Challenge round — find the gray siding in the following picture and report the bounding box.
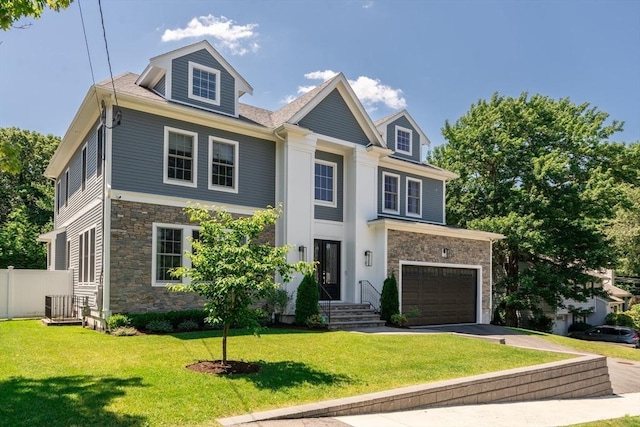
[314,151,343,222]
[386,116,422,163]
[171,49,236,116]
[54,231,67,270]
[153,75,166,96]
[111,107,275,208]
[55,122,104,228]
[298,89,370,145]
[378,167,444,223]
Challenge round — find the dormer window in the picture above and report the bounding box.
[395,125,412,155]
[188,61,221,106]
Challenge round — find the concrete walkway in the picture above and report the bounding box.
[227,325,640,427]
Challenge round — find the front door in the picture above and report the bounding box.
[314,240,341,301]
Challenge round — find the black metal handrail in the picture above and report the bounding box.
[359,280,381,313]
[317,283,332,325]
[45,295,89,320]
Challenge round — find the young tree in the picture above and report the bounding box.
[431,93,629,326]
[379,273,399,323]
[170,205,311,364]
[294,274,319,325]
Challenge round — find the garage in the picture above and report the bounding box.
[401,265,478,326]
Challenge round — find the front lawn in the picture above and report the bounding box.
[1,320,570,426]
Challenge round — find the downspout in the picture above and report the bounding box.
[101,101,113,321]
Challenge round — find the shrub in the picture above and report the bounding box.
[528,313,553,333]
[295,274,319,325]
[177,320,199,331]
[145,319,173,333]
[390,313,408,327]
[568,322,592,332]
[264,287,291,315]
[252,308,270,327]
[605,312,618,325]
[305,314,327,329]
[107,314,131,330]
[126,309,207,330]
[380,273,399,323]
[110,327,138,336]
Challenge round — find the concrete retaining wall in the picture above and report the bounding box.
[219,354,612,425]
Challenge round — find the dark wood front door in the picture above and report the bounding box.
[314,240,341,301]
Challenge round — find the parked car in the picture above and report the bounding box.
[569,325,640,347]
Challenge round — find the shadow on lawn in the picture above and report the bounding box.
[170,326,327,340]
[229,360,353,390]
[0,375,146,427]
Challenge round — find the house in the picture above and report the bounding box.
[40,40,503,329]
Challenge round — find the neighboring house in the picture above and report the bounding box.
[551,269,632,335]
[40,40,503,328]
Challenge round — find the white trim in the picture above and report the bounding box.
[151,223,200,287]
[406,177,422,218]
[78,225,97,287]
[163,126,198,188]
[66,238,71,270]
[379,156,458,181]
[111,189,261,216]
[398,260,483,323]
[314,159,338,208]
[95,123,104,182]
[188,61,221,106]
[208,136,239,193]
[81,143,88,192]
[369,217,505,241]
[56,179,62,213]
[395,125,413,156]
[382,172,400,215]
[375,110,432,149]
[64,168,70,207]
[59,198,102,229]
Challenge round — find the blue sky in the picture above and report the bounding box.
[1,0,638,147]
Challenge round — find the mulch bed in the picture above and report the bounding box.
[186,360,261,375]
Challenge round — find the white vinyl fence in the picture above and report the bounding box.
[0,267,73,319]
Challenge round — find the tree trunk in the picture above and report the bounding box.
[222,323,229,364]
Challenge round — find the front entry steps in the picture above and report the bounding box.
[322,302,386,330]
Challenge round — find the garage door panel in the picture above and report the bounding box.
[402,265,477,326]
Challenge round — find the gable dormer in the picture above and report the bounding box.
[375,110,431,163]
[135,40,252,118]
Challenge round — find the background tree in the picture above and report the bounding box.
[0,128,59,268]
[430,93,628,327]
[170,205,311,364]
[1,0,73,30]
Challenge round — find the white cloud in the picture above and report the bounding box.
[285,69,406,110]
[362,1,374,9]
[161,15,259,55]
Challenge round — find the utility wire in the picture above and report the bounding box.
[98,0,121,127]
[77,0,101,113]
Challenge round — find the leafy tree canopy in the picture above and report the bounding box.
[430,93,631,326]
[1,0,72,30]
[170,205,312,363]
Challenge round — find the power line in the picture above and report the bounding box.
[77,0,101,113]
[97,0,121,127]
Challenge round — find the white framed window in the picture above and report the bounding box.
[56,180,62,213]
[406,177,422,217]
[151,223,200,286]
[81,144,87,192]
[314,160,337,207]
[382,172,400,214]
[188,61,221,106]
[66,239,71,270]
[78,227,96,286]
[163,127,198,188]
[96,125,104,178]
[64,169,69,206]
[395,125,413,155]
[208,136,238,193]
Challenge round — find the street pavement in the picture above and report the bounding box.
[230,325,640,427]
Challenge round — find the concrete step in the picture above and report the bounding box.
[328,319,387,330]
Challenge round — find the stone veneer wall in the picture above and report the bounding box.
[386,229,492,322]
[109,199,275,314]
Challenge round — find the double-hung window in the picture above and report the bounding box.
[209,136,238,192]
[64,169,69,206]
[188,61,221,106]
[152,224,200,286]
[56,180,62,213]
[395,125,412,155]
[382,172,400,214]
[314,160,337,207]
[164,127,198,187]
[406,177,422,217]
[81,145,87,191]
[78,227,96,286]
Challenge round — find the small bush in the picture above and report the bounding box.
[528,313,553,333]
[390,313,408,327]
[305,314,327,329]
[127,309,207,330]
[145,319,173,333]
[264,287,291,315]
[295,274,319,325]
[107,314,131,330]
[568,322,592,332]
[177,320,199,331]
[605,312,618,325]
[110,327,138,336]
[380,273,399,323]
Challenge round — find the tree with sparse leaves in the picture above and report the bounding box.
[1,0,73,30]
[431,93,630,327]
[169,205,312,364]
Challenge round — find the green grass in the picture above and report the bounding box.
[509,328,640,362]
[568,416,640,427]
[1,320,571,426]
